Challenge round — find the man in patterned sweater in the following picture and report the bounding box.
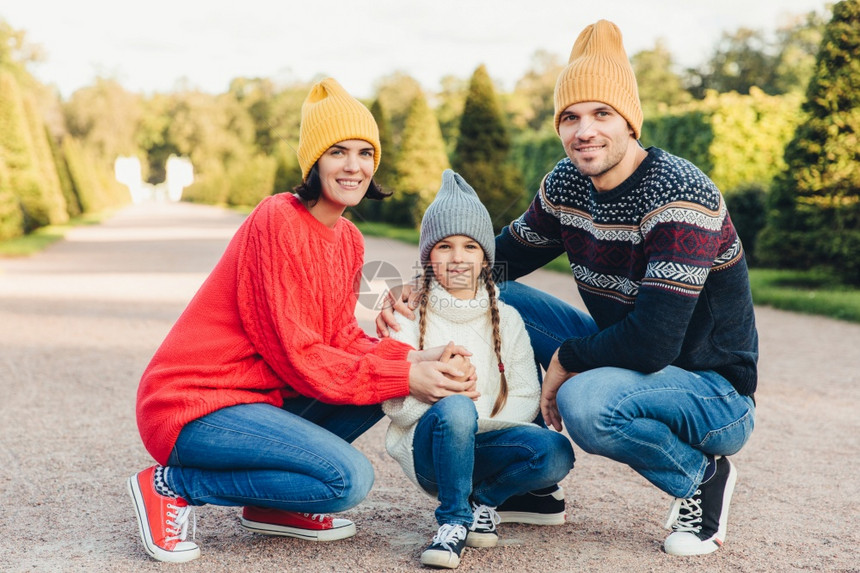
[493,20,758,556]
[378,17,758,559]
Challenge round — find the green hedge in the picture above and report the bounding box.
[510,128,565,199]
[226,154,277,208]
[641,88,804,195]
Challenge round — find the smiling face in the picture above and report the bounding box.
[428,235,486,300]
[557,101,643,191]
[309,139,375,225]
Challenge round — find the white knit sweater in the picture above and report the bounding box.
[383,280,540,489]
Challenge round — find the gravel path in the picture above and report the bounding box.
[0,201,858,572]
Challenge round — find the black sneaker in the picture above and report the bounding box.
[663,456,738,556]
[496,484,566,525]
[420,524,468,569]
[466,501,500,548]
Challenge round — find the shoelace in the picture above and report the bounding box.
[299,513,326,523]
[469,503,500,532]
[166,503,197,542]
[432,524,467,552]
[666,490,703,534]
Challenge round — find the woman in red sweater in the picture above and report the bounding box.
[127,78,477,564]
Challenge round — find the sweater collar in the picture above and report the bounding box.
[287,193,343,243]
[591,146,660,204]
[425,280,494,324]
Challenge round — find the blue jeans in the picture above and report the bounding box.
[499,281,756,499]
[163,399,384,512]
[412,395,575,527]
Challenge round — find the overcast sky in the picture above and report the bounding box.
[2,0,830,99]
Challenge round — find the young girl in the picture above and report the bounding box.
[383,170,575,569]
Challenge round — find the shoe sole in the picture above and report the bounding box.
[496,511,566,525]
[465,531,498,548]
[420,548,462,568]
[126,476,200,563]
[240,517,356,541]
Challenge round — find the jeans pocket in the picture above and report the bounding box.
[698,405,755,456]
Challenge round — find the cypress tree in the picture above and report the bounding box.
[453,65,525,231]
[47,129,82,218]
[22,92,68,224]
[0,70,52,231]
[0,159,24,240]
[387,93,450,227]
[62,136,103,214]
[758,0,860,284]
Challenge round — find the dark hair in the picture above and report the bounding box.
[292,164,391,205]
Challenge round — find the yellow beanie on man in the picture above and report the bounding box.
[553,19,643,139]
[297,78,381,181]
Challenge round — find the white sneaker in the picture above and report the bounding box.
[664,456,737,556]
[420,524,468,569]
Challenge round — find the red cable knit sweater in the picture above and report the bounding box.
[136,193,413,465]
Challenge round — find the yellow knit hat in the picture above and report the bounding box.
[553,20,643,139]
[297,78,381,180]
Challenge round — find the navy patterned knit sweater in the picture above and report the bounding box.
[496,147,758,396]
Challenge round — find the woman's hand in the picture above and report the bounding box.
[376,282,417,337]
[408,361,481,404]
[540,348,577,431]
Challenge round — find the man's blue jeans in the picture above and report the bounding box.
[499,281,755,499]
[412,395,575,527]
[163,399,383,511]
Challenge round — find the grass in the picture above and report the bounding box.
[746,268,860,323]
[354,221,420,245]
[0,213,107,257]
[355,220,860,324]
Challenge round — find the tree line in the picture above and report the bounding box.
[0,1,857,284]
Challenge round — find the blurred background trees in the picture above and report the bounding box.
[387,91,450,227]
[757,0,860,284]
[453,65,525,231]
[1,1,857,285]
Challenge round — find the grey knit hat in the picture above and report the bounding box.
[419,169,495,267]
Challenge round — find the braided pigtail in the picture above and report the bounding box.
[416,266,435,350]
[482,266,508,417]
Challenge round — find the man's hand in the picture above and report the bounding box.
[376,282,417,337]
[540,348,577,431]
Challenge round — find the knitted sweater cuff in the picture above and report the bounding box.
[373,337,414,360]
[370,356,413,401]
[558,339,586,374]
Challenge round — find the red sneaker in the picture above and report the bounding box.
[127,466,200,563]
[240,506,356,541]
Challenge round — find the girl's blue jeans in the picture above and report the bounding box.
[499,281,755,499]
[163,398,383,511]
[412,394,575,527]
